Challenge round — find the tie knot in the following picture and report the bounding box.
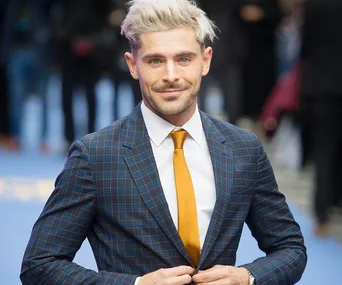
[171,130,188,149]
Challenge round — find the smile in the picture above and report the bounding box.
[157,89,185,93]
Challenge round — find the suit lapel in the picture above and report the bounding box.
[198,113,234,268]
[121,106,189,265]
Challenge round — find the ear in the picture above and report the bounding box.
[125,52,139,80]
[202,47,213,76]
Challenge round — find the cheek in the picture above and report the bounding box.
[184,64,203,81]
[139,72,160,89]
[137,76,157,96]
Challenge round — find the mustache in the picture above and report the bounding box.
[152,83,188,92]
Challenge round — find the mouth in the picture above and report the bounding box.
[157,89,185,93]
[156,89,185,100]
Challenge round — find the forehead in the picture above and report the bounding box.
[137,26,202,58]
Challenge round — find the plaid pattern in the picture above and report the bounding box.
[21,105,307,285]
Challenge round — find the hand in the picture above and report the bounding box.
[192,265,249,285]
[240,5,264,22]
[138,265,194,285]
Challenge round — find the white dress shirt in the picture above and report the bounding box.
[134,102,217,284]
[141,101,216,246]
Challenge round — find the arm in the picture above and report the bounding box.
[241,136,307,284]
[20,140,138,285]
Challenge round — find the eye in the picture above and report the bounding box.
[178,57,191,64]
[149,58,162,65]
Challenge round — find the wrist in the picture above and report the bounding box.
[239,267,255,285]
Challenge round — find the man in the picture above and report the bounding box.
[238,0,282,133]
[300,0,342,236]
[0,0,10,147]
[21,0,307,284]
[55,0,118,149]
[2,0,52,151]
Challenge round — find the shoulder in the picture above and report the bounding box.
[77,114,131,154]
[204,113,261,146]
[202,113,264,159]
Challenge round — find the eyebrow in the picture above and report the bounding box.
[142,52,198,61]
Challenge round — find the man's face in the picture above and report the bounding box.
[125,26,212,126]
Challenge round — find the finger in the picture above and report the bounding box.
[161,265,195,277]
[142,267,193,285]
[192,267,226,283]
[193,278,230,285]
[196,265,221,274]
[197,265,235,274]
[167,274,192,285]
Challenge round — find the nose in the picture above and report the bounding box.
[162,62,180,82]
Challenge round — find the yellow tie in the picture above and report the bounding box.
[171,130,200,267]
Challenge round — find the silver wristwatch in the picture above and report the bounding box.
[241,267,255,285]
[247,271,255,285]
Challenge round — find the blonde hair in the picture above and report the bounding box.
[121,0,217,53]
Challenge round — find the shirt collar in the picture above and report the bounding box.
[141,101,203,146]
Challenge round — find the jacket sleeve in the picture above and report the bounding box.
[240,136,307,285]
[20,140,138,285]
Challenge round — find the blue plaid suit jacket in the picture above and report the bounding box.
[21,105,307,284]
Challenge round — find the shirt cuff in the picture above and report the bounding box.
[134,277,141,285]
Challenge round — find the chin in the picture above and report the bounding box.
[149,96,195,116]
[160,105,191,118]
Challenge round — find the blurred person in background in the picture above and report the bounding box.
[0,1,10,40]
[198,0,282,133]
[276,0,303,77]
[300,0,342,236]
[3,0,53,152]
[112,33,142,121]
[197,0,247,125]
[108,1,142,121]
[55,0,118,149]
[0,0,10,148]
[0,58,10,147]
[257,0,303,140]
[238,0,282,135]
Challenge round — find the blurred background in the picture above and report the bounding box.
[1,0,342,284]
